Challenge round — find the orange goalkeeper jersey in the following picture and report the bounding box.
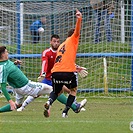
[51,17,82,73]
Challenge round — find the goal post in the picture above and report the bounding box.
[121,0,125,44]
[131,0,133,91]
[103,57,108,95]
[0,0,133,97]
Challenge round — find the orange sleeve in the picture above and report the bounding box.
[74,17,82,37]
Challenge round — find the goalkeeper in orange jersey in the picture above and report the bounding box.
[17,34,88,115]
[44,9,85,118]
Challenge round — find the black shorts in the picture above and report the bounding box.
[31,31,40,43]
[52,72,78,95]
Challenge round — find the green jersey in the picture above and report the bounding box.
[0,60,28,88]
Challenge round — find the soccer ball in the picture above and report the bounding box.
[38,27,44,33]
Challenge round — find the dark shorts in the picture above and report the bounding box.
[31,31,40,43]
[52,72,78,95]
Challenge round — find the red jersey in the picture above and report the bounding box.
[41,47,56,80]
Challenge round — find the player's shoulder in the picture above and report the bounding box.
[0,60,12,65]
[35,20,40,23]
[64,35,77,44]
[32,20,40,25]
[3,60,17,72]
[42,48,52,56]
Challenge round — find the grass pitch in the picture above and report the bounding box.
[0,97,132,133]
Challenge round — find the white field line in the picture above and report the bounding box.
[0,120,127,123]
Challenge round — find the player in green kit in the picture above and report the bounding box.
[0,46,53,112]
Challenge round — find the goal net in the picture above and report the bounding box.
[0,0,132,97]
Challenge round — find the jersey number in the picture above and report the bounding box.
[55,44,66,63]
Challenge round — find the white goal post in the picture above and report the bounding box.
[103,57,108,95]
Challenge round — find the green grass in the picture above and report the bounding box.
[0,97,132,133]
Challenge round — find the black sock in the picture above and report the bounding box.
[48,91,58,105]
[63,95,75,114]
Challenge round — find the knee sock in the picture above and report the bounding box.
[57,94,77,111]
[0,104,12,113]
[21,96,35,108]
[48,91,58,105]
[63,94,75,114]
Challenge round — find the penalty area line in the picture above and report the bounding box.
[0,120,127,123]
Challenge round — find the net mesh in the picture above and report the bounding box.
[0,0,132,97]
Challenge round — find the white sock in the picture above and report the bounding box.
[22,96,35,108]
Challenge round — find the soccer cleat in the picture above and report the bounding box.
[74,98,87,113]
[80,107,86,111]
[62,113,68,118]
[17,106,25,111]
[44,109,50,118]
[43,101,50,118]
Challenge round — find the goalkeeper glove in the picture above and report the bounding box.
[78,67,88,78]
[37,72,46,82]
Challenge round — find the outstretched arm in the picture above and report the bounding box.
[37,52,48,82]
[74,9,82,37]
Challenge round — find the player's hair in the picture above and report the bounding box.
[67,28,75,37]
[0,46,6,58]
[51,34,60,40]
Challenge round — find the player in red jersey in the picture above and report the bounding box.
[17,34,87,114]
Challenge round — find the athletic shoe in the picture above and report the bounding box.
[74,98,87,113]
[62,112,68,118]
[43,101,50,118]
[80,107,86,111]
[17,106,25,111]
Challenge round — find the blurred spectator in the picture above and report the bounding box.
[90,0,114,44]
[30,17,46,43]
